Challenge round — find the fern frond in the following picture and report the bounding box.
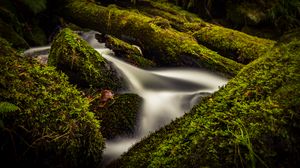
[0,102,20,113]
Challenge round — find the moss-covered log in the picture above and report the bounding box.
[97,34,156,68]
[89,92,143,139]
[48,28,125,91]
[108,40,300,167]
[0,37,104,167]
[189,22,276,64]
[61,0,243,77]
[131,0,276,64]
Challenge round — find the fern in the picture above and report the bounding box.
[0,102,20,114]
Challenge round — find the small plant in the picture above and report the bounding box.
[0,102,19,114]
[0,102,19,128]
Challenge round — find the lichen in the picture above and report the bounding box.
[0,37,104,167]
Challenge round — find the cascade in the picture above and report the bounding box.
[23,31,228,167]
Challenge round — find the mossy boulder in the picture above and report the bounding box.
[97,34,156,68]
[108,40,300,167]
[88,91,143,139]
[48,28,125,91]
[0,37,104,167]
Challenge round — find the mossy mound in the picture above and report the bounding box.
[48,28,124,91]
[108,40,300,167]
[89,91,143,139]
[98,34,156,68]
[0,37,104,167]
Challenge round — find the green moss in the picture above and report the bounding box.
[135,0,202,30]
[0,37,104,167]
[102,35,156,68]
[191,22,276,64]
[108,40,300,167]
[131,0,276,65]
[88,92,143,139]
[63,1,243,77]
[48,28,124,91]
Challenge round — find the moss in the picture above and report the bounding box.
[88,92,143,139]
[190,22,276,64]
[99,34,156,68]
[131,0,276,65]
[0,37,104,167]
[48,28,124,91]
[108,40,300,167]
[135,0,202,30]
[63,0,243,77]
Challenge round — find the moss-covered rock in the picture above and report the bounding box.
[0,37,104,167]
[62,0,243,77]
[48,28,125,91]
[108,40,300,167]
[97,34,156,68]
[88,91,143,139]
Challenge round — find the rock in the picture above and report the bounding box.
[88,91,143,139]
[48,28,125,91]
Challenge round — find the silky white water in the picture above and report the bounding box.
[22,31,228,167]
[97,49,227,167]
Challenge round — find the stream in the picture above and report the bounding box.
[23,31,228,167]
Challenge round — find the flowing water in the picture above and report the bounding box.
[22,31,228,167]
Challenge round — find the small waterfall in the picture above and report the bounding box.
[98,52,227,167]
[22,31,228,167]
[93,36,228,166]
